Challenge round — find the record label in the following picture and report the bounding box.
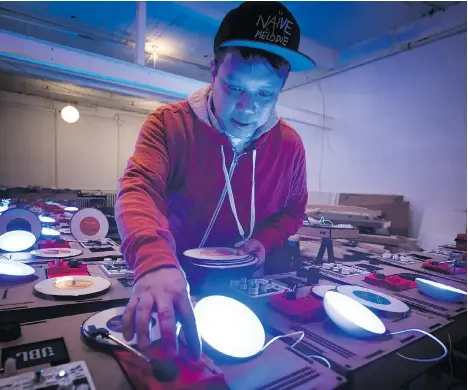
[80,217,100,236]
[71,208,109,241]
[34,276,110,297]
[55,278,94,290]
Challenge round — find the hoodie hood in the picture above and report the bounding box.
[188,86,280,143]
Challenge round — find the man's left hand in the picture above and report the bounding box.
[236,239,266,265]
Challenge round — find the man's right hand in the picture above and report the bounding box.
[122,267,201,361]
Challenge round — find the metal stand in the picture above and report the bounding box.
[315,238,335,263]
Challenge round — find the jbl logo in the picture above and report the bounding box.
[16,347,55,362]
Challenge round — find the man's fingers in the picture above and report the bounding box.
[175,295,201,361]
[155,297,177,358]
[122,298,138,341]
[135,293,154,350]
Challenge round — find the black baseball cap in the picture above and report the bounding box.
[214,1,315,71]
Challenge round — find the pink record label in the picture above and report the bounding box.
[200,249,236,256]
[80,217,100,236]
[44,249,71,255]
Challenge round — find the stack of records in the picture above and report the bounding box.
[183,247,258,269]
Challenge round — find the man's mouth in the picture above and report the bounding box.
[231,119,252,128]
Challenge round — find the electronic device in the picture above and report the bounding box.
[0,361,97,389]
[99,258,134,279]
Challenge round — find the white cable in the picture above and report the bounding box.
[261,331,304,352]
[389,328,448,362]
[221,146,245,239]
[260,331,332,370]
[306,355,332,369]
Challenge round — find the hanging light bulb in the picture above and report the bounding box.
[61,105,80,124]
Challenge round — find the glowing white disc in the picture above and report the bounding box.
[39,216,56,224]
[194,295,265,358]
[0,258,35,277]
[416,278,467,302]
[61,105,79,123]
[323,291,386,338]
[0,231,37,252]
[41,227,60,237]
[311,285,336,299]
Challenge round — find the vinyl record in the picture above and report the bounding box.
[70,208,109,241]
[336,285,410,318]
[29,248,83,258]
[191,256,256,267]
[192,257,259,269]
[0,258,35,277]
[184,247,248,261]
[0,208,42,240]
[81,307,161,347]
[311,285,336,299]
[34,275,111,297]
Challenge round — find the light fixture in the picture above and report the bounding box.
[61,105,80,124]
[0,231,37,252]
[0,258,35,277]
[416,278,467,302]
[323,290,386,338]
[39,216,56,224]
[41,227,60,237]
[65,206,78,212]
[323,291,448,363]
[194,295,266,359]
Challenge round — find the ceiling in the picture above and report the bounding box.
[0,1,464,104]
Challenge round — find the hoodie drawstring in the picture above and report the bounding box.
[198,146,256,248]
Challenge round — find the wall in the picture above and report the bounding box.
[0,32,466,245]
[0,91,147,191]
[283,32,467,244]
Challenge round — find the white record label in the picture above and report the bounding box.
[29,248,83,258]
[34,275,111,297]
[0,258,35,277]
[82,307,161,347]
[184,247,249,261]
[336,285,410,317]
[70,208,109,241]
[0,208,42,240]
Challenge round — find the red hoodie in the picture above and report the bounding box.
[115,89,308,281]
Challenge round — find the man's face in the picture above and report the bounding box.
[211,49,287,138]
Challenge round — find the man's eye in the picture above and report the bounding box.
[226,84,241,92]
[259,91,274,97]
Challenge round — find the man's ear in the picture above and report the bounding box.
[210,57,218,83]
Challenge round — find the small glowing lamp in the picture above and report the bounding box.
[416,278,467,302]
[41,227,60,237]
[65,207,78,212]
[323,291,386,338]
[61,105,79,124]
[194,295,265,359]
[0,258,35,277]
[0,231,37,252]
[39,216,56,224]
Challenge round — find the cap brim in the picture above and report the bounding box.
[220,40,315,72]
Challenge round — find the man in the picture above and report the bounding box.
[115,1,315,361]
